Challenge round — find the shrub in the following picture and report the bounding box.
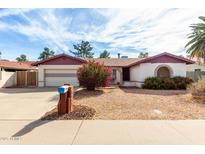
[77,61,112,90]
[172,76,193,89]
[143,76,193,90]
[142,77,162,89]
[162,78,176,89]
[189,77,205,96]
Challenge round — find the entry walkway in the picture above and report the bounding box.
[0,120,205,145]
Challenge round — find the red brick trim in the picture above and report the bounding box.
[128,52,195,67]
[32,53,86,66]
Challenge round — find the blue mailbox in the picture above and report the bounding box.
[58,85,69,94]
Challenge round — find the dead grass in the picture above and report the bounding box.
[73,87,205,120]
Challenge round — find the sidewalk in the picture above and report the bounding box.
[0,120,205,145]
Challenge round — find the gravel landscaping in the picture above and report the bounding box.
[72,87,205,120]
[41,105,96,120]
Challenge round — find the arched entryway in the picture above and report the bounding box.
[155,65,173,78]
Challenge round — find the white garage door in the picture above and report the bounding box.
[45,69,79,87]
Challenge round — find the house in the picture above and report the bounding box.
[0,60,36,87]
[32,52,195,87]
[186,63,205,72]
[186,63,205,81]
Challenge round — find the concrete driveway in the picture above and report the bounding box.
[0,88,59,120]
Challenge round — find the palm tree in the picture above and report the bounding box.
[185,16,205,63]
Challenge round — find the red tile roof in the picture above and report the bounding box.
[32,53,86,66]
[31,52,195,67]
[0,60,36,70]
[87,58,143,67]
[127,52,195,66]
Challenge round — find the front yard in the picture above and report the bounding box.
[1,86,205,120]
[73,87,205,120]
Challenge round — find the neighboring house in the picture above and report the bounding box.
[0,60,36,87]
[187,63,205,72]
[186,63,205,81]
[32,52,194,87]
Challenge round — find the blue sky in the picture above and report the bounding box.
[0,8,205,60]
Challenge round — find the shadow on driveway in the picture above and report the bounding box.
[12,119,53,137]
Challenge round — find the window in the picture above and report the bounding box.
[112,69,117,81]
[157,66,170,78]
[195,69,201,72]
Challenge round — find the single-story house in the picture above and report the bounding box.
[0,60,36,87]
[186,63,205,81]
[32,52,195,88]
[187,63,205,72]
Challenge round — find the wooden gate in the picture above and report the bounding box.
[16,71,37,87]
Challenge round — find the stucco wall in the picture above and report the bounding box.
[130,63,186,87]
[38,65,82,87]
[111,67,122,84]
[0,69,16,88]
[186,64,205,72]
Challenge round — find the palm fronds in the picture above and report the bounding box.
[185,16,205,63]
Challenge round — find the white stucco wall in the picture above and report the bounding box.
[130,63,187,87]
[0,68,16,88]
[38,65,82,87]
[186,64,205,72]
[111,67,122,84]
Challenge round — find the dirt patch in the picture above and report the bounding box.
[73,87,205,120]
[41,105,96,120]
[74,89,104,100]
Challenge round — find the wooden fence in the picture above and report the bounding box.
[16,71,37,87]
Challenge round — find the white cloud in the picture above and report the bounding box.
[90,9,205,56]
[0,9,81,52]
[16,9,82,52]
[0,8,33,18]
[0,8,205,58]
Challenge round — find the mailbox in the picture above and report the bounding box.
[57,85,73,115]
[58,85,69,94]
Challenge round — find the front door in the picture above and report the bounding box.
[122,67,130,81]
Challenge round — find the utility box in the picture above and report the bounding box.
[57,85,74,115]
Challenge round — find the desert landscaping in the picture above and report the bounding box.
[74,87,205,120]
[42,86,205,120]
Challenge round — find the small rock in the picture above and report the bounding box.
[153,109,162,115]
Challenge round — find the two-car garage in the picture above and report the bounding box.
[44,69,79,87]
[32,54,86,87]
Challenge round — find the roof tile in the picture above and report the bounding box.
[0,60,36,70]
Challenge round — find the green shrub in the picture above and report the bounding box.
[172,76,193,89]
[162,78,176,89]
[77,61,112,90]
[143,76,193,90]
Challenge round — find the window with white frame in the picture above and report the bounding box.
[112,69,117,81]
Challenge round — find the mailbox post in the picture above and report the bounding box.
[57,85,74,115]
